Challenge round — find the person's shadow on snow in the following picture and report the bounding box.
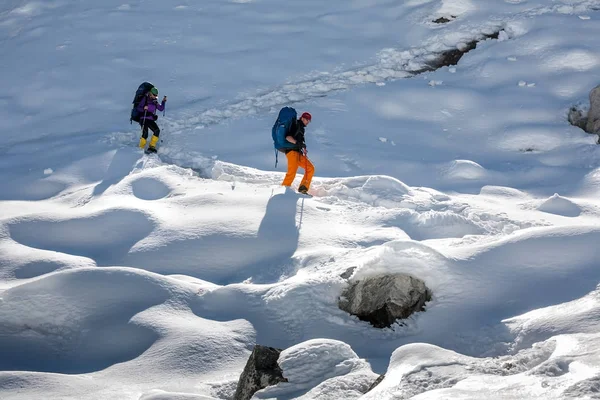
[252,188,301,282]
[257,188,300,244]
[123,187,302,285]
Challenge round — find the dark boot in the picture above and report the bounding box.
[298,185,308,194]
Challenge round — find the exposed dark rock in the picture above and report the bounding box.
[233,345,287,400]
[433,16,456,24]
[503,362,515,371]
[340,266,357,280]
[568,85,600,143]
[424,31,501,71]
[586,84,600,135]
[367,374,385,392]
[568,105,588,131]
[339,274,432,328]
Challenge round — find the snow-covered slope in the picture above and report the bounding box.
[2,0,600,399]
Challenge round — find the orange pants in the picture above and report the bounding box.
[282,150,315,189]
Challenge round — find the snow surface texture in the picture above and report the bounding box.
[2,0,600,399]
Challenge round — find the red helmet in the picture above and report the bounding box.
[301,112,312,122]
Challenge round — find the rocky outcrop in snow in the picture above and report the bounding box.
[568,105,588,131]
[339,274,432,328]
[250,339,378,399]
[586,84,600,135]
[569,84,600,143]
[367,374,385,392]
[424,30,501,72]
[233,345,287,400]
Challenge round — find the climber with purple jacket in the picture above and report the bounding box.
[137,87,167,153]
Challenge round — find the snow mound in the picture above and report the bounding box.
[0,267,170,373]
[410,210,484,239]
[479,185,530,199]
[256,339,376,400]
[362,343,483,399]
[579,167,600,196]
[278,339,364,385]
[441,160,487,180]
[314,176,412,208]
[504,286,600,351]
[365,334,600,400]
[352,240,447,286]
[0,266,254,384]
[386,209,484,240]
[537,193,581,217]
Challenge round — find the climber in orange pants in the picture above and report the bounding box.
[281,112,314,194]
[282,148,315,193]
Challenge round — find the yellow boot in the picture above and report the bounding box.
[138,137,147,149]
[147,135,159,153]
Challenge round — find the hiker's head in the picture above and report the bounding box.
[149,87,159,98]
[301,112,312,125]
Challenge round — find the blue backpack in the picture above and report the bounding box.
[130,82,154,124]
[272,107,298,166]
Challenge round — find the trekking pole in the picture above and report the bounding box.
[304,149,313,187]
[304,148,308,170]
[141,110,147,136]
